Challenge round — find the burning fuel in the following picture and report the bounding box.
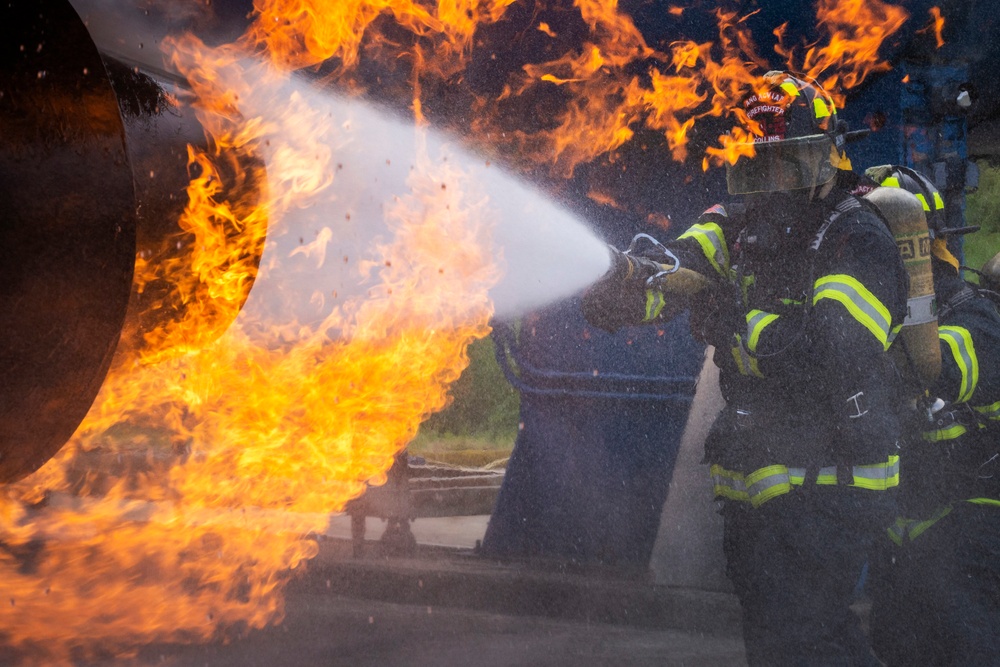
[0,0,918,661]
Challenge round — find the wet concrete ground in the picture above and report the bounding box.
[128,594,745,667]
[82,534,746,667]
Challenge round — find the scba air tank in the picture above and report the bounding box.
[865,187,941,392]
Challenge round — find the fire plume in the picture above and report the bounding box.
[917,7,946,49]
[775,0,910,103]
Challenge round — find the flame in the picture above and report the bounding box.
[2,0,917,660]
[917,7,946,49]
[775,0,909,104]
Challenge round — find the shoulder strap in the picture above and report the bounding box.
[809,194,863,253]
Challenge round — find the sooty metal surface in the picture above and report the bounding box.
[0,0,136,482]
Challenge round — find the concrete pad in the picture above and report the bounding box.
[651,349,730,592]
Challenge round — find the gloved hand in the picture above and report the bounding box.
[689,281,747,348]
[580,245,665,333]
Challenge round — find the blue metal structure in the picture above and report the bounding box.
[482,0,1000,567]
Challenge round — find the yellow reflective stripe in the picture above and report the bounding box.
[887,323,903,347]
[881,176,901,188]
[908,506,953,541]
[932,191,945,210]
[710,464,750,502]
[780,81,800,97]
[887,518,912,546]
[746,309,780,353]
[968,498,1000,507]
[745,465,793,508]
[730,335,763,378]
[914,192,931,211]
[813,274,892,348]
[974,400,1000,421]
[730,345,747,375]
[939,326,978,403]
[713,457,900,506]
[851,455,901,490]
[644,290,666,321]
[678,223,729,277]
[922,423,968,441]
[813,96,831,119]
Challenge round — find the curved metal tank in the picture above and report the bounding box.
[1,0,264,483]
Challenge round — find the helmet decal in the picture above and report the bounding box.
[743,89,789,142]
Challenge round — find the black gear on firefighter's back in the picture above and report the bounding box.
[872,274,1000,667]
[580,243,709,333]
[903,272,1000,514]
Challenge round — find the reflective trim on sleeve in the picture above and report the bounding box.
[730,335,763,378]
[974,400,1000,422]
[643,289,666,322]
[677,222,730,278]
[922,423,968,442]
[886,323,903,347]
[711,456,900,508]
[746,309,780,353]
[939,326,978,404]
[813,274,892,348]
[968,498,1000,507]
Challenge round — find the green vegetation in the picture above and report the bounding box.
[965,162,1000,273]
[410,335,520,466]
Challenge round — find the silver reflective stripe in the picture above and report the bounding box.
[714,456,901,507]
[746,469,791,501]
[746,309,779,353]
[974,400,1000,421]
[813,275,892,347]
[939,326,978,404]
[905,293,937,326]
[678,223,729,277]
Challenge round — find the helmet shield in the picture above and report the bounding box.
[726,134,839,194]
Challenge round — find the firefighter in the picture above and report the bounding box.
[865,166,1000,665]
[581,71,908,665]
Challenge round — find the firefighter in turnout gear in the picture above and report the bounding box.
[866,166,1000,665]
[581,71,908,665]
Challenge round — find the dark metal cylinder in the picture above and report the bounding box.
[1,0,264,482]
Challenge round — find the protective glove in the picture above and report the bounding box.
[581,245,665,333]
[689,281,747,349]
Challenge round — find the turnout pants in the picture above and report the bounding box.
[870,503,1000,666]
[722,485,896,666]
